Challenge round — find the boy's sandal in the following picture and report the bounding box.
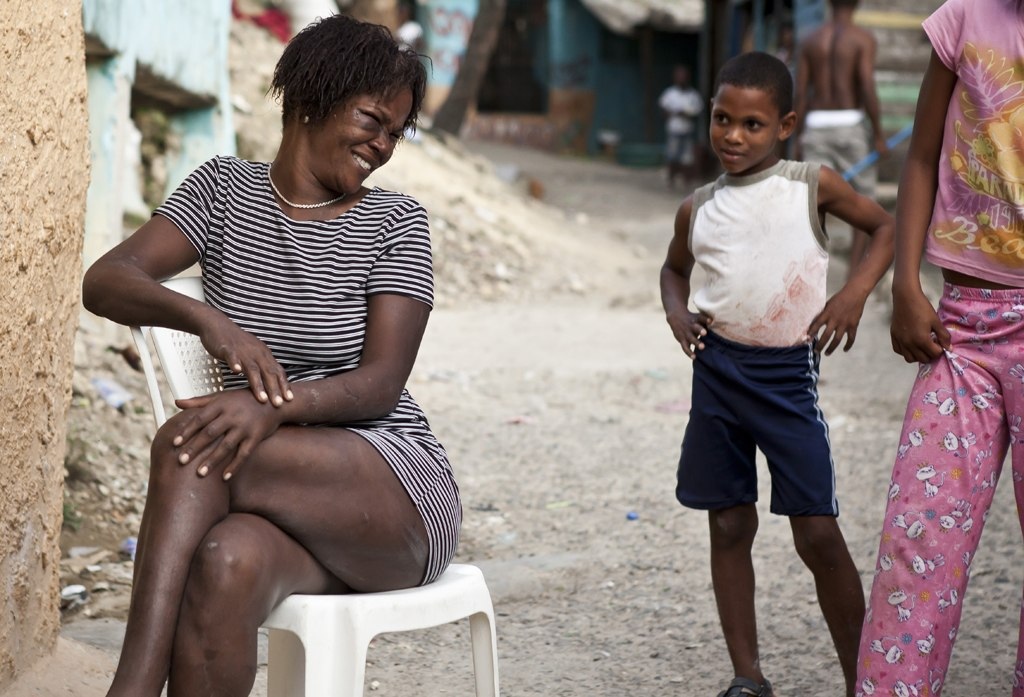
[716,676,773,697]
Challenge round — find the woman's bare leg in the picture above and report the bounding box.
[167,513,345,697]
[106,415,232,697]
[108,423,429,697]
[224,426,429,592]
[169,427,428,695]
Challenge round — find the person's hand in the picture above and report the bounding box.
[199,314,293,407]
[890,284,949,363]
[667,310,713,359]
[171,389,284,480]
[808,287,868,355]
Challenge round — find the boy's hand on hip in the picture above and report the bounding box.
[667,310,713,359]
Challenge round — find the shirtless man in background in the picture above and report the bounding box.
[795,0,887,277]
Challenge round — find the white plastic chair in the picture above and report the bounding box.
[130,276,499,697]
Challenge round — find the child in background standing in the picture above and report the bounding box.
[659,64,705,189]
[856,1,1024,695]
[660,51,894,697]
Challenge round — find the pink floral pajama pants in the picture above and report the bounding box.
[857,284,1024,697]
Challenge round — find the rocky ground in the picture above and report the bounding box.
[10,16,1024,697]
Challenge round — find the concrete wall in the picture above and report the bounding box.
[0,1,91,690]
[81,0,234,276]
[83,0,230,101]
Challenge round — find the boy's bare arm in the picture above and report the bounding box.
[807,166,895,354]
[661,197,711,358]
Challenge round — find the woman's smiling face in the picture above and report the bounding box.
[307,88,414,195]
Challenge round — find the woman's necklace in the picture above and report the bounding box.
[268,165,346,209]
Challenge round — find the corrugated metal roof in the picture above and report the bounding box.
[579,0,705,34]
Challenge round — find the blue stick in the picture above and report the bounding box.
[841,122,914,181]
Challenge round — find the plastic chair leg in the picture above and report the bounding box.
[266,628,305,697]
[302,624,369,697]
[470,611,499,697]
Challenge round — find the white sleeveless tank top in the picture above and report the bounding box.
[690,160,828,347]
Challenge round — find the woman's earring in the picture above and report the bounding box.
[302,115,310,124]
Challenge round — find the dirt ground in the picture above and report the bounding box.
[9,136,1024,697]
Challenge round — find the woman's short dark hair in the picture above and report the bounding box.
[270,14,427,131]
[713,51,794,115]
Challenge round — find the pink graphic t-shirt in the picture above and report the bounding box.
[923,0,1024,286]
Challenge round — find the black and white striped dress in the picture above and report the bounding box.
[155,156,461,585]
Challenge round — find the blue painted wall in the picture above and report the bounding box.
[549,0,702,153]
[589,18,701,151]
[80,0,234,278]
[423,0,702,154]
[82,0,233,192]
[548,0,600,91]
[422,0,479,87]
[82,0,231,104]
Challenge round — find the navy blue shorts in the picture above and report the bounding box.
[675,331,838,516]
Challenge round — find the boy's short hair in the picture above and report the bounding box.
[713,51,794,115]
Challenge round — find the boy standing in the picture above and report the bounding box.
[660,52,894,697]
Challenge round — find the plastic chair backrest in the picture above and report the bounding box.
[130,276,224,428]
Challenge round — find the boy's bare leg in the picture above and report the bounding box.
[709,504,769,686]
[790,515,864,697]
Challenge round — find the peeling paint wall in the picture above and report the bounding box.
[82,0,230,101]
[0,1,90,689]
[81,0,234,282]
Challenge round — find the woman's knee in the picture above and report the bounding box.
[185,518,270,601]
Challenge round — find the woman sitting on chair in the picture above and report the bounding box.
[82,14,460,697]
